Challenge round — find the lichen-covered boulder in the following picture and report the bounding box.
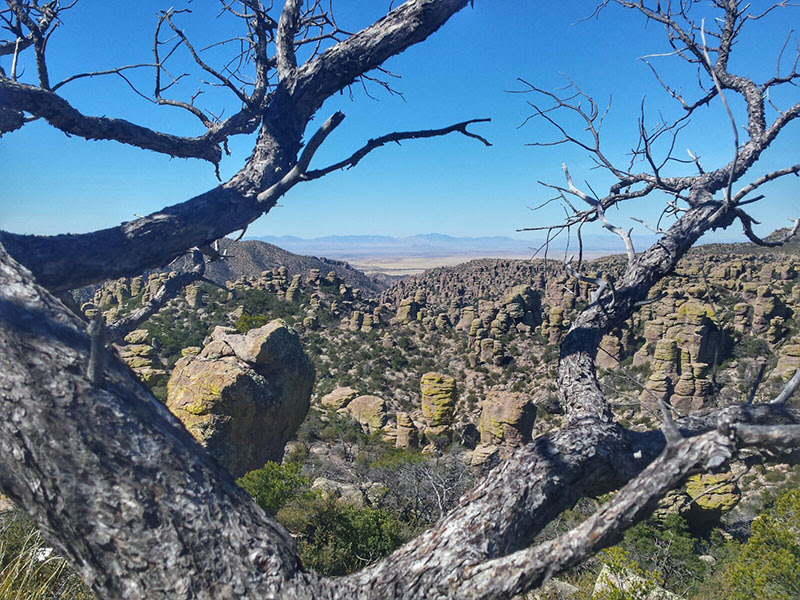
[124,328,149,344]
[116,330,168,390]
[0,493,14,513]
[776,343,800,379]
[394,298,420,324]
[653,470,740,528]
[478,391,536,447]
[342,395,388,434]
[166,319,314,478]
[593,564,682,600]
[685,472,741,513]
[311,478,364,507]
[420,372,457,433]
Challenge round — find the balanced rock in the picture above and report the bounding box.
[166,319,314,478]
[395,298,420,324]
[395,411,419,449]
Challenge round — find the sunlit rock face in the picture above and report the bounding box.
[166,319,314,478]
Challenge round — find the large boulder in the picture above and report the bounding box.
[166,319,314,478]
[394,298,420,323]
[0,493,14,513]
[478,391,536,447]
[311,478,365,507]
[342,395,388,434]
[653,470,740,527]
[685,471,741,514]
[321,386,358,410]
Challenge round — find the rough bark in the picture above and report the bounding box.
[0,245,321,599]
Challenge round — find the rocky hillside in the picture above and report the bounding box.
[75,238,387,303]
[64,234,800,598]
[84,236,800,460]
[201,239,387,294]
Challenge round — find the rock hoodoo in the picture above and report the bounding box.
[420,372,457,438]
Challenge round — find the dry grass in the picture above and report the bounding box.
[0,511,92,600]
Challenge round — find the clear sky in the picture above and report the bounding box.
[1,1,798,249]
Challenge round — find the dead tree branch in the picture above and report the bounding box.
[304,117,491,180]
[105,248,207,344]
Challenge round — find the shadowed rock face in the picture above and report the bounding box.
[166,319,314,478]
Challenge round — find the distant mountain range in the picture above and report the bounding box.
[250,233,663,259]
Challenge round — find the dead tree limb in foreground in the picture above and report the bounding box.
[1,1,800,598]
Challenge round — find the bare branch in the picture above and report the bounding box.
[50,63,158,93]
[86,313,105,388]
[105,249,206,344]
[771,369,800,404]
[737,210,800,247]
[304,118,491,180]
[256,110,346,204]
[276,0,301,79]
[562,164,637,264]
[747,361,768,404]
[733,162,800,203]
[446,423,787,600]
[0,79,224,163]
[160,9,249,105]
[700,18,739,205]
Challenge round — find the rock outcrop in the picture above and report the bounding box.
[593,564,682,600]
[321,386,358,410]
[395,411,419,449]
[166,319,314,478]
[343,395,388,434]
[116,329,168,389]
[478,391,536,447]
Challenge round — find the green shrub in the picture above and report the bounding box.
[619,514,705,593]
[722,488,800,600]
[236,461,308,516]
[277,494,405,576]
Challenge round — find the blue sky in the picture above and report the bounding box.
[1,1,798,249]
